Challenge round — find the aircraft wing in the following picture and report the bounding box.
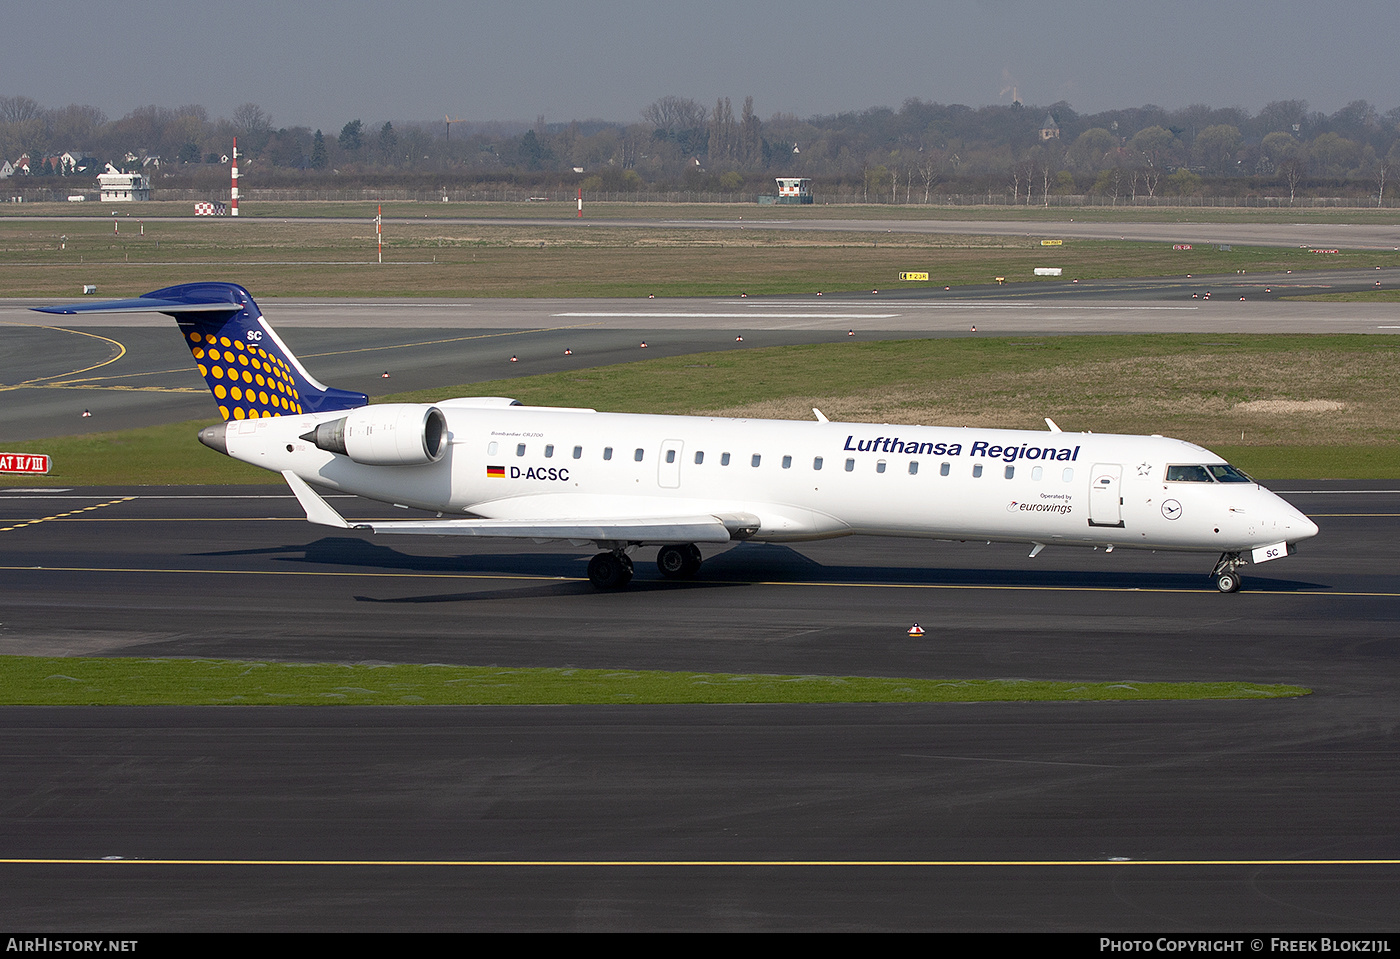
[282,471,740,544]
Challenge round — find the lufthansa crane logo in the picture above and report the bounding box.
[1161,499,1183,520]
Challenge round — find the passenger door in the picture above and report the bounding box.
[1088,463,1125,528]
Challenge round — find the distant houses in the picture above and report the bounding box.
[2,152,149,203]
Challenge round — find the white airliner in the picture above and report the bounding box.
[38,282,1318,592]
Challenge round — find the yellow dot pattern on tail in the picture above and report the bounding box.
[184,330,304,421]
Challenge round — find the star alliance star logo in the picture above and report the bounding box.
[1137,462,1153,476]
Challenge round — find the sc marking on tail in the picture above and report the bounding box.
[36,282,1319,592]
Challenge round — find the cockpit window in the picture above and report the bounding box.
[1165,464,1213,482]
[1208,464,1253,483]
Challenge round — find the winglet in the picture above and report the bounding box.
[281,470,350,528]
[1045,417,1062,433]
[813,408,829,423]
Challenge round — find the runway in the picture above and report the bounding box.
[0,483,1397,930]
[17,213,1400,250]
[3,267,1400,442]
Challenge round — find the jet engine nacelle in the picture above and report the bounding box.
[303,404,448,466]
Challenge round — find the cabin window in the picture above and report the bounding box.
[940,462,950,476]
[634,448,644,462]
[665,449,676,464]
[751,454,762,467]
[782,455,792,469]
[1062,468,1074,482]
[544,444,554,458]
[876,460,886,474]
[845,458,855,472]
[603,447,613,461]
[909,461,919,475]
[694,451,704,465]
[487,441,498,456]
[721,452,731,466]
[516,444,526,457]
[1004,465,1015,479]
[813,456,823,471]
[972,464,984,478]
[1031,466,1043,481]
[573,446,582,459]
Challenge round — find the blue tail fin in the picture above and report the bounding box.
[35,282,368,420]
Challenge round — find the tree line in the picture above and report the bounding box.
[4,93,1400,202]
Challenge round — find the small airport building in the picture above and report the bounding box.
[758,177,814,205]
[97,164,150,202]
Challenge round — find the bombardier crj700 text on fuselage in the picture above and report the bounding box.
[37,282,1319,592]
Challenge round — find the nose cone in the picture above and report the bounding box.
[1275,496,1318,543]
[1294,511,1320,542]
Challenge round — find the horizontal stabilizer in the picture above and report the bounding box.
[34,297,243,317]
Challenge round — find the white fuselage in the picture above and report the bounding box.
[220,404,1318,555]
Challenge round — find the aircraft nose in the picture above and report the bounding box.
[1296,512,1320,541]
[1277,497,1318,541]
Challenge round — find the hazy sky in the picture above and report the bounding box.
[6,1,1398,127]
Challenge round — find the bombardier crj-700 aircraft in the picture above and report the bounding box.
[39,282,1318,592]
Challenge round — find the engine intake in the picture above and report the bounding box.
[302,404,447,466]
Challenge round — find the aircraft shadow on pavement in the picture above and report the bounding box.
[703,542,1329,593]
[196,536,1329,597]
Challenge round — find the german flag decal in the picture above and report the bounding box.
[486,465,506,478]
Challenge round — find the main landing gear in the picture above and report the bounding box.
[656,543,703,580]
[1211,551,1245,593]
[587,550,634,590]
[586,544,704,590]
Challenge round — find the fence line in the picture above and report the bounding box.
[5,186,1395,209]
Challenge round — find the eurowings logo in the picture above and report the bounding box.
[1008,500,1073,515]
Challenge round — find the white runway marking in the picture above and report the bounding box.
[553,312,902,319]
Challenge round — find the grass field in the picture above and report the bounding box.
[0,656,1309,706]
[3,212,1400,299]
[4,333,1399,484]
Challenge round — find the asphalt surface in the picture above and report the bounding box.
[16,214,1400,250]
[0,483,1396,930]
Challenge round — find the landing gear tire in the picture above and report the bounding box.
[656,544,702,580]
[1211,551,1246,594]
[588,551,634,590]
[1215,571,1242,593]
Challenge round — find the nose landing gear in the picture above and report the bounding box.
[1211,552,1245,593]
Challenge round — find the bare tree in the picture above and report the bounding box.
[231,103,272,135]
[919,155,942,203]
[739,96,760,168]
[0,95,42,124]
[641,96,706,136]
